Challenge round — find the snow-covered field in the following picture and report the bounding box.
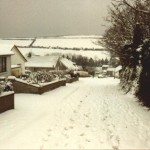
[19,47,110,60]
[0,39,33,47]
[0,77,150,149]
[33,36,104,49]
[0,36,110,59]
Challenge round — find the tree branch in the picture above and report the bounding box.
[123,0,150,14]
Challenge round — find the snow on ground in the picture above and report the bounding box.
[0,78,150,149]
[33,36,104,49]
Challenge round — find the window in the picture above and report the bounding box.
[0,57,6,73]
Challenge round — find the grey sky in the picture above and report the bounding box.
[0,0,111,38]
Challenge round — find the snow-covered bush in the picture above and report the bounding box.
[0,80,13,95]
[26,71,57,84]
[0,83,3,95]
[17,70,67,85]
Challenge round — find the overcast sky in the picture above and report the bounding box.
[0,0,111,38]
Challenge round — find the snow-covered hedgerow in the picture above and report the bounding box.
[135,39,150,107]
[120,39,150,107]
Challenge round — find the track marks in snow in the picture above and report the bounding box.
[1,78,150,149]
[101,98,120,149]
[40,85,95,149]
[20,78,150,149]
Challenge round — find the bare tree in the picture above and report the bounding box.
[102,0,150,57]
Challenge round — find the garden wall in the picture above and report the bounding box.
[12,79,66,94]
[0,92,14,113]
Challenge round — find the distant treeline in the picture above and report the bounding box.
[62,54,109,68]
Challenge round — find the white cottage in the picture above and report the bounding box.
[11,45,27,76]
[0,44,27,77]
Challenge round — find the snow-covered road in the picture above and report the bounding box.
[0,77,150,149]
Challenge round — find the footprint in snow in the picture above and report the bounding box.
[62,133,69,139]
[47,129,52,132]
[70,118,74,123]
[40,145,43,150]
[115,136,120,145]
[78,105,81,108]
[84,114,89,118]
[64,127,68,131]
[112,145,119,150]
[43,138,48,142]
[69,126,74,129]
[78,144,84,149]
[80,133,85,136]
[65,143,68,147]
[73,110,77,113]
[91,128,97,132]
[85,124,90,128]
[85,139,91,142]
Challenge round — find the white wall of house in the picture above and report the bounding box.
[7,56,11,76]
[0,56,11,77]
[11,47,26,74]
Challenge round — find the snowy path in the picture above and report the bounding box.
[0,77,150,149]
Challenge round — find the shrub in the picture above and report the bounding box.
[0,80,13,95]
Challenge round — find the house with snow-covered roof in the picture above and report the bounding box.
[56,57,78,71]
[114,65,122,78]
[0,45,14,77]
[25,55,59,72]
[0,44,27,77]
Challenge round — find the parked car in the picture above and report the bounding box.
[98,74,104,78]
[76,71,90,77]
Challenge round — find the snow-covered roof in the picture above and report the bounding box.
[107,68,115,71]
[59,58,77,70]
[115,65,122,72]
[0,44,14,56]
[102,65,109,67]
[25,55,59,68]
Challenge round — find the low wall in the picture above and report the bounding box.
[39,79,66,94]
[67,77,79,83]
[12,79,66,94]
[0,92,14,113]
